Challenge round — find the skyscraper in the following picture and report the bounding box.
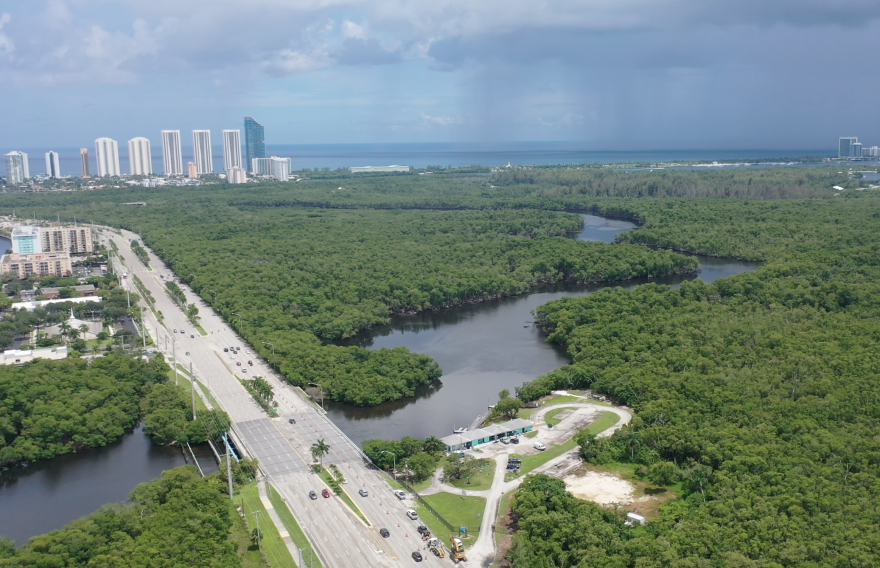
[244,117,265,173]
[45,151,61,178]
[192,130,213,175]
[222,129,243,170]
[161,130,184,176]
[94,138,120,177]
[4,151,29,184]
[80,148,91,178]
[839,137,858,158]
[128,137,153,176]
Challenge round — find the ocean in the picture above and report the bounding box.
[1,142,834,178]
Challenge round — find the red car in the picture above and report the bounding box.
[236,362,242,366]
[321,489,330,498]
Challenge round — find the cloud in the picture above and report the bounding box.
[421,113,462,126]
[0,13,13,55]
[334,38,401,66]
[342,20,366,39]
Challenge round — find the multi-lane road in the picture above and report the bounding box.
[103,228,454,568]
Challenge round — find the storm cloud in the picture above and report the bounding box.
[0,0,878,148]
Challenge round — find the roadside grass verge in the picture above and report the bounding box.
[165,368,209,412]
[446,458,495,491]
[239,484,296,568]
[517,395,579,420]
[196,323,208,336]
[266,483,323,568]
[227,499,267,568]
[319,468,369,525]
[416,492,486,538]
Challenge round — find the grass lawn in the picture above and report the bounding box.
[239,484,296,568]
[266,483,323,568]
[417,492,487,538]
[227,499,267,568]
[319,468,369,524]
[446,458,495,491]
[583,411,623,435]
[544,407,577,427]
[195,324,208,336]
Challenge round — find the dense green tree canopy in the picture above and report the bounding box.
[0,353,168,466]
[0,467,238,567]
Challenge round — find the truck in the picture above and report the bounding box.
[449,536,466,562]
[426,537,445,558]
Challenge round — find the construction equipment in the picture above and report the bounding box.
[449,536,466,562]
[427,537,445,558]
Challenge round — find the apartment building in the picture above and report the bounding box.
[40,226,94,254]
[0,252,72,278]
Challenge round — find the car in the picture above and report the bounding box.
[379,528,390,538]
[241,369,247,373]
[223,348,229,352]
[248,360,253,365]
[394,490,406,500]
[406,509,418,520]
[411,551,423,562]
[246,350,251,355]
[190,335,194,338]
[181,330,185,334]
[322,488,330,498]
[534,442,547,451]
[500,437,510,445]
[289,418,296,424]
[236,362,242,366]
[308,490,317,500]
[236,347,241,351]
[417,525,430,536]
[359,489,369,497]
[231,354,235,359]
[511,437,520,444]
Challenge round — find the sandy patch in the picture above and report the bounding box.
[563,470,635,505]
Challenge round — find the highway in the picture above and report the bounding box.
[102,228,452,568]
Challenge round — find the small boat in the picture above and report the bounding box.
[453,427,468,434]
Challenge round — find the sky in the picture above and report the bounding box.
[0,0,879,149]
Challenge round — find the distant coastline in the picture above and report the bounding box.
[1,142,836,178]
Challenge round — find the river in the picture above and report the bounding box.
[327,215,760,445]
[0,424,214,545]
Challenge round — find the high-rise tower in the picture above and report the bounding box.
[839,137,858,158]
[192,130,213,175]
[80,148,91,178]
[94,138,121,177]
[244,117,265,173]
[128,137,153,175]
[4,151,29,184]
[222,129,243,170]
[161,130,183,176]
[45,151,61,178]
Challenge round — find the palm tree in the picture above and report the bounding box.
[59,320,71,345]
[423,435,444,454]
[311,439,330,466]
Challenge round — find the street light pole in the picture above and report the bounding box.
[381,450,397,480]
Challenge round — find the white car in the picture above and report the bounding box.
[394,490,406,500]
[406,509,418,520]
[534,442,547,451]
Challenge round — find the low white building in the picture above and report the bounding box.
[1,346,68,365]
[227,166,247,184]
[349,165,410,173]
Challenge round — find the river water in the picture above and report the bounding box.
[327,215,761,445]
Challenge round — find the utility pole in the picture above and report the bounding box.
[141,318,147,350]
[298,548,304,567]
[253,511,262,554]
[190,362,196,420]
[172,336,178,386]
[224,433,234,499]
